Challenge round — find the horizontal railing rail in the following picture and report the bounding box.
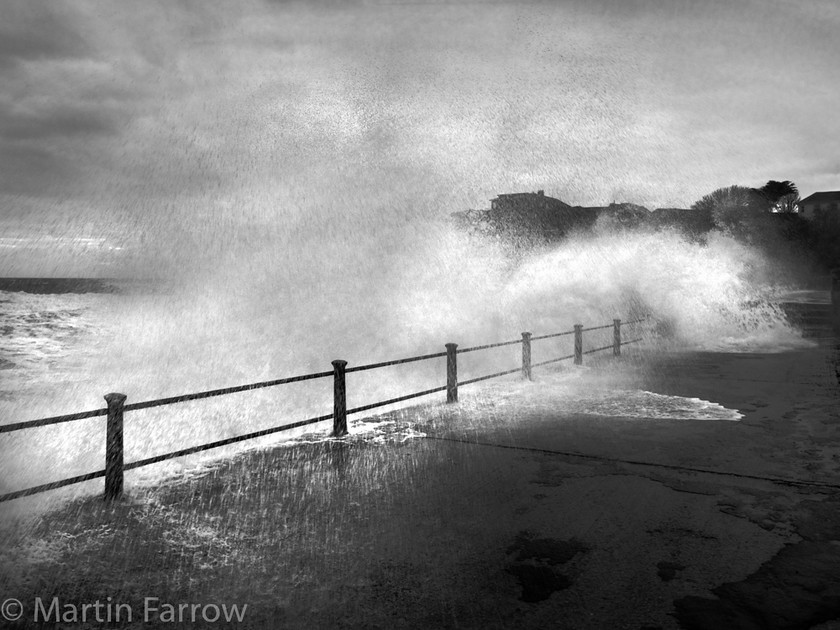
[0,408,109,433]
[346,351,448,373]
[457,338,523,353]
[531,353,577,368]
[122,414,334,471]
[582,343,617,356]
[0,414,335,503]
[346,385,450,416]
[0,370,335,434]
[457,366,523,387]
[0,315,648,503]
[529,330,575,341]
[581,323,614,332]
[122,371,335,413]
[0,470,108,503]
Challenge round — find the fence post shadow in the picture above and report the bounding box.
[326,439,352,480]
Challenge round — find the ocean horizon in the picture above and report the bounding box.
[0,277,160,294]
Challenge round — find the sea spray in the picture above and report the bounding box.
[0,220,809,503]
[502,227,806,352]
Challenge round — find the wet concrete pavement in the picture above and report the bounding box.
[393,319,840,628]
[265,327,840,628]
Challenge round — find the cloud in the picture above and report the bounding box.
[0,101,120,141]
[0,1,92,67]
[0,0,245,199]
[1,0,839,276]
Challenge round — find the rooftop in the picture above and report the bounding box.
[494,190,546,199]
[801,191,840,204]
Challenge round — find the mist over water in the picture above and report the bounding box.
[0,219,810,504]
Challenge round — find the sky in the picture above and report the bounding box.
[1,0,839,276]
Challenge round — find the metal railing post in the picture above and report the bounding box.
[445,343,458,403]
[613,319,621,356]
[521,332,532,380]
[332,360,348,437]
[574,324,583,365]
[104,392,127,501]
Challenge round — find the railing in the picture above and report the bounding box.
[0,317,647,503]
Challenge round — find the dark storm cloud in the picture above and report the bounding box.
[0,94,121,193]
[0,1,108,197]
[0,0,257,200]
[0,102,121,141]
[0,1,150,198]
[0,1,91,67]
[0,83,130,196]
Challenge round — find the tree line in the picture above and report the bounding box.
[454,180,839,274]
[689,180,839,273]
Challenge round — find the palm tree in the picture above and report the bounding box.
[759,180,799,213]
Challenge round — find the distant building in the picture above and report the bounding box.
[452,192,714,243]
[486,191,598,240]
[490,190,567,212]
[800,191,840,220]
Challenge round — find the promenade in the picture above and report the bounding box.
[1,308,839,629]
